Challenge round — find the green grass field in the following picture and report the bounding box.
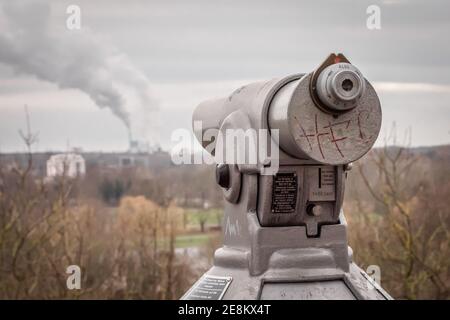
[172,208,223,248]
[184,208,223,228]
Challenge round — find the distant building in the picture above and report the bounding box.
[129,140,149,153]
[46,153,86,178]
[0,149,172,177]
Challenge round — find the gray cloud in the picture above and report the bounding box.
[60,0,450,83]
[0,0,448,151]
[0,1,158,137]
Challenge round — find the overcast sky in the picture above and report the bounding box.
[0,0,449,152]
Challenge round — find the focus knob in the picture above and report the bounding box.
[307,204,323,217]
[215,164,230,189]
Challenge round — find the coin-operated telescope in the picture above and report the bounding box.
[182,54,392,300]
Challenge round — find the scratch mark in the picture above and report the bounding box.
[315,114,329,159]
[323,119,351,130]
[294,115,314,151]
[326,121,347,158]
[357,110,371,140]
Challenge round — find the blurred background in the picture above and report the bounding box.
[0,0,448,299]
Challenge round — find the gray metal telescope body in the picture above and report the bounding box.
[183,57,391,300]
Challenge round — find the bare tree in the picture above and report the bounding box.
[351,129,449,299]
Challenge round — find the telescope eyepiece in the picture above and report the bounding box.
[316,63,366,112]
[341,79,354,92]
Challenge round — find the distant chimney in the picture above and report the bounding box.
[127,128,133,148]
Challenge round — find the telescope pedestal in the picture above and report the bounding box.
[182,213,391,300]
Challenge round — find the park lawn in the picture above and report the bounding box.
[184,208,223,228]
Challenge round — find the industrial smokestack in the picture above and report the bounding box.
[127,127,133,150]
[0,1,158,140]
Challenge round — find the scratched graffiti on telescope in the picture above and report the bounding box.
[294,109,375,160]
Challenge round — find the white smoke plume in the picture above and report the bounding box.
[0,1,158,143]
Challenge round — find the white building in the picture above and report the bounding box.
[46,153,86,178]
